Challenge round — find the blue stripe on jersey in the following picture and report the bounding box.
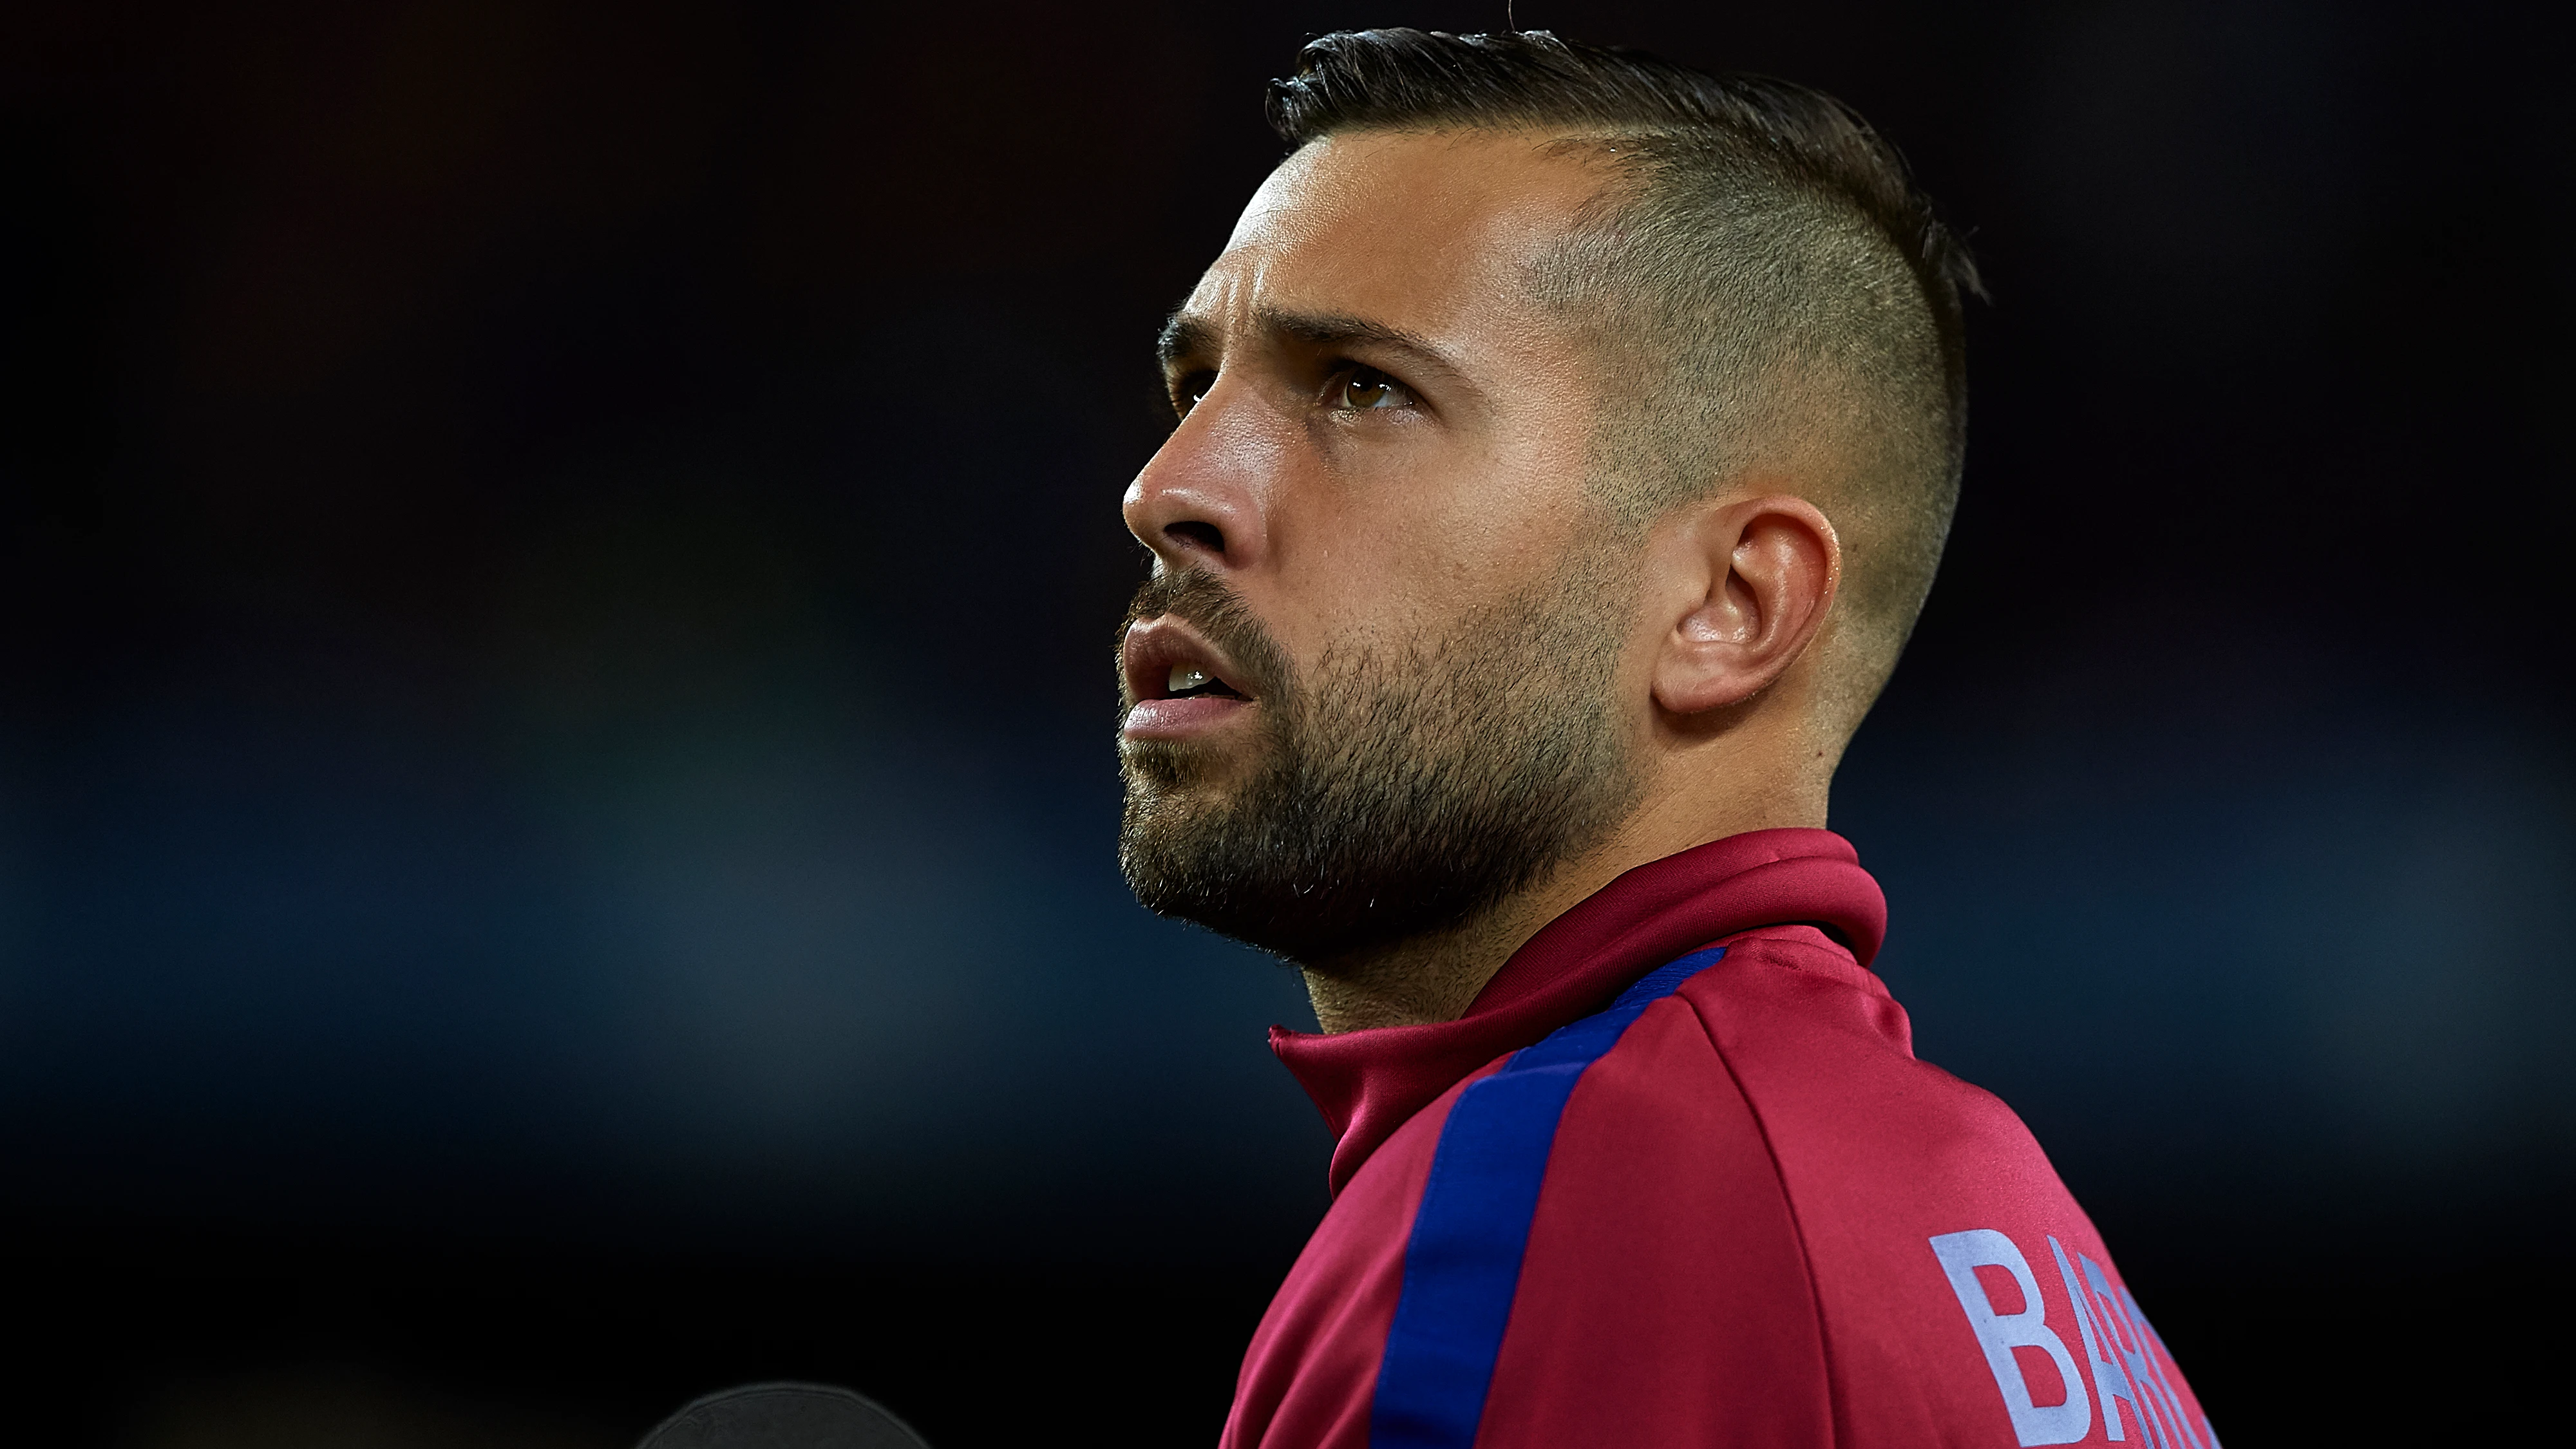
[1368,944,1728,1449]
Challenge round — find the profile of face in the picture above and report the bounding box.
[1115,131,1649,966]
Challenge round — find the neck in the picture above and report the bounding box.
[1295,754,1829,1034]
[1297,869,1592,1035]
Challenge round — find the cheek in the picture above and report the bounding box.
[1267,413,1597,653]
[1289,520,1602,677]
[1417,482,1605,614]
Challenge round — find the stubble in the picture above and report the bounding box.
[1116,559,1640,967]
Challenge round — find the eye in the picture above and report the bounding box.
[1334,366,1412,412]
[1171,370,1217,416]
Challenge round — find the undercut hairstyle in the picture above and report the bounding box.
[1269,28,1984,742]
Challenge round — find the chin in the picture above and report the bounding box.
[1119,734,1256,795]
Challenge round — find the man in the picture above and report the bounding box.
[1116,29,2211,1449]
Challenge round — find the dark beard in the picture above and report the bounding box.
[1116,565,1638,965]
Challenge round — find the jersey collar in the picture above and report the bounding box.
[1269,828,1888,1197]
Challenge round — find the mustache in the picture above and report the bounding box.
[1119,567,1292,701]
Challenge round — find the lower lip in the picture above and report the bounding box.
[1122,695,1255,740]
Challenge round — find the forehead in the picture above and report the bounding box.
[1180,129,1609,345]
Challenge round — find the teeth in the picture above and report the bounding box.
[1168,664,1212,694]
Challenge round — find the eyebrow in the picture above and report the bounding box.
[1155,313,1218,371]
[1155,305,1469,390]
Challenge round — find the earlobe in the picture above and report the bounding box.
[1649,495,1840,719]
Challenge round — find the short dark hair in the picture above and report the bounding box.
[1267,28,1982,738]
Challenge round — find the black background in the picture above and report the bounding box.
[2,2,2567,1444]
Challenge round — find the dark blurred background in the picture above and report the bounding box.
[1,1,2566,1443]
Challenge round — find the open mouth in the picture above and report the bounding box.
[1161,663,1247,701]
[1122,616,1258,739]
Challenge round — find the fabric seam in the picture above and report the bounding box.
[1684,976,1842,1449]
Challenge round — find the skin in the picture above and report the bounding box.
[1122,129,1846,1034]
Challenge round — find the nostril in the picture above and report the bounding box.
[1164,520,1226,555]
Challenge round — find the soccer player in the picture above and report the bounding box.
[1115,29,2212,1449]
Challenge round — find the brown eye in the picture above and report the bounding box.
[1338,366,1408,411]
[1173,370,1216,415]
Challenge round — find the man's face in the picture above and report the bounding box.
[1116,130,1644,961]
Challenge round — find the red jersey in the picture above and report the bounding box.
[1222,829,2213,1449]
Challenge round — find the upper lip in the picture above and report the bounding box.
[1122,614,1255,703]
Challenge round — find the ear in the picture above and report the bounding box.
[1649,494,1841,717]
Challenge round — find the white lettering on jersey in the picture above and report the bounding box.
[2089,1265,2204,1449]
[2049,1235,2137,1441]
[1929,1229,2094,1446]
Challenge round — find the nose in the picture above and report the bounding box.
[1122,383,1272,575]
